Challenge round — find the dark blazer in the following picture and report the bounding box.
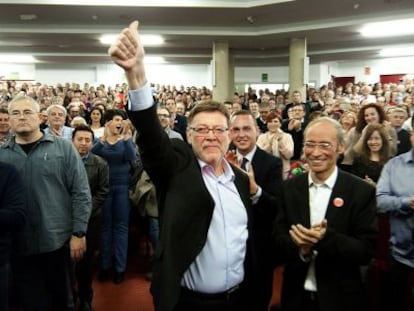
[84,153,109,244]
[281,119,307,160]
[396,128,411,155]
[250,147,283,235]
[273,170,377,311]
[0,162,27,265]
[172,113,187,141]
[249,147,283,309]
[128,105,256,311]
[84,153,109,220]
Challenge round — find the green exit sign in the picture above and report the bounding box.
[261,73,268,82]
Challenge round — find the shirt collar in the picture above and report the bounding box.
[236,145,257,163]
[197,157,235,182]
[401,150,414,163]
[308,166,338,189]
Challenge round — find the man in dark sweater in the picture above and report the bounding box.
[0,161,27,311]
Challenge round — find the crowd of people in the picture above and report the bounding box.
[1,20,414,311]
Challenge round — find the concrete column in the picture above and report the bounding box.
[289,38,307,101]
[212,41,233,102]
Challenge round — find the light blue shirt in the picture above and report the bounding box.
[128,83,248,293]
[128,82,153,111]
[181,159,248,293]
[44,125,73,140]
[377,150,414,268]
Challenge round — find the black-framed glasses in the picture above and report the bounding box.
[303,141,334,150]
[190,126,228,136]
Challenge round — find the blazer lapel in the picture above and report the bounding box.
[325,171,347,224]
[294,174,311,227]
[233,168,251,210]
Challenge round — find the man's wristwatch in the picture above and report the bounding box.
[72,231,86,238]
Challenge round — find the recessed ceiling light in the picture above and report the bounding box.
[380,47,414,57]
[19,14,37,21]
[0,54,36,63]
[100,34,164,46]
[360,18,414,37]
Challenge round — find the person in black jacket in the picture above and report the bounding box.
[0,161,27,311]
[72,125,109,311]
[109,21,257,311]
[229,110,283,310]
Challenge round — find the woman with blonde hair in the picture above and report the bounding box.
[256,111,294,179]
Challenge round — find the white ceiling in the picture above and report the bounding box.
[0,0,414,66]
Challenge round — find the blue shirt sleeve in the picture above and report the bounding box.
[128,82,153,111]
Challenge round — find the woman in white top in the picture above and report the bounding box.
[89,106,105,138]
[256,111,294,179]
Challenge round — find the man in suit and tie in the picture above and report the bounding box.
[109,21,257,311]
[274,117,377,311]
[228,110,283,310]
[165,98,187,141]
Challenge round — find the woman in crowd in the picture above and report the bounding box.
[256,111,294,179]
[340,111,357,142]
[91,109,137,284]
[351,123,394,311]
[351,123,392,185]
[341,103,397,171]
[88,107,105,138]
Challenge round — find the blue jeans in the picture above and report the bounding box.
[0,263,8,311]
[100,184,130,273]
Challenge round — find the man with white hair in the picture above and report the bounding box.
[44,104,73,139]
[359,85,376,104]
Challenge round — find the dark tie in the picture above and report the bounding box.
[241,157,248,171]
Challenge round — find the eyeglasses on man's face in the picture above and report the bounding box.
[157,113,170,118]
[190,126,228,136]
[303,141,334,150]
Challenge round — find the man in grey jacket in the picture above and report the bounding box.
[0,95,91,310]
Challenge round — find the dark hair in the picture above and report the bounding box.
[355,103,387,133]
[89,107,104,126]
[187,100,230,125]
[72,124,95,140]
[103,109,127,123]
[354,123,391,165]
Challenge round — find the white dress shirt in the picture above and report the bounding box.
[304,167,338,291]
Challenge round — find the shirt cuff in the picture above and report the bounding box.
[128,82,153,111]
[250,186,262,204]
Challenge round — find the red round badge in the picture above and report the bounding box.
[333,197,344,208]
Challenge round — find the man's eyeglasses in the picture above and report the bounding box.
[303,141,334,150]
[157,113,170,118]
[190,126,228,136]
[10,110,37,118]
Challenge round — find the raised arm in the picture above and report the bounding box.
[108,21,146,90]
